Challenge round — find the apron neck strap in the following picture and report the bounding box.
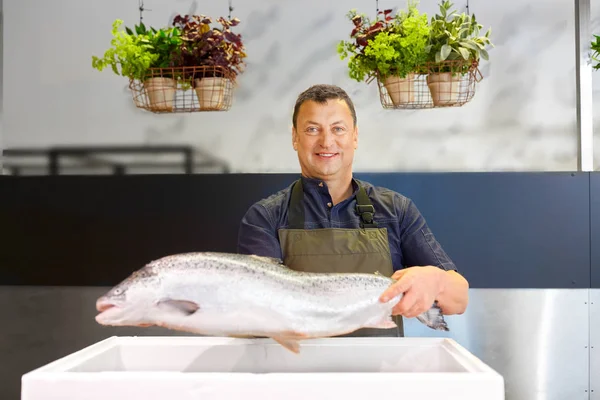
[288,179,378,229]
[355,184,377,228]
[288,179,305,229]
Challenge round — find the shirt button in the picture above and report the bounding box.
[318,182,324,187]
[327,202,332,207]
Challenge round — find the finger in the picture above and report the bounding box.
[391,290,418,315]
[380,276,413,302]
[404,301,424,318]
[391,269,407,280]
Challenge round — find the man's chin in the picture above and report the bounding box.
[308,165,340,177]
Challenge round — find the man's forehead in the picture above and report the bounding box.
[297,99,353,118]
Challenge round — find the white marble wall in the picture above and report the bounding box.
[1,0,599,172]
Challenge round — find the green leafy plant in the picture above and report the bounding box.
[425,1,493,73]
[91,19,158,81]
[591,34,600,70]
[92,20,183,81]
[338,2,430,82]
[126,22,182,70]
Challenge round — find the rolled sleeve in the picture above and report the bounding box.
[237,203,283,259]
[399,198,457,271]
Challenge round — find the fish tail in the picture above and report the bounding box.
[416,301,450,332]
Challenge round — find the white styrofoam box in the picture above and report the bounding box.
[21,336,504,400]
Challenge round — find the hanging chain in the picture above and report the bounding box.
[228,0,233,20]
[373,0,469,18]
[139,0,151,23]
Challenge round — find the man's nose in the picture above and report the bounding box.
[318,131,335,148]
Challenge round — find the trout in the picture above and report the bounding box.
[95,252,449,353]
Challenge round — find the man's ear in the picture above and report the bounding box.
[354,126,359,149]
[292,127,298,151]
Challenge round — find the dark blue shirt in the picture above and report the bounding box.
[237,176,457,272]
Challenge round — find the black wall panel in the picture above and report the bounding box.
[356,172,590,289]
[591,173,600,288]
[0,172,593,288]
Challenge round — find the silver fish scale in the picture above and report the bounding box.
[146,252,394,294]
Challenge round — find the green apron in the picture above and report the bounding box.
[277,178,404,337]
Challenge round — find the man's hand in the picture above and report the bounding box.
[379,266,445,318]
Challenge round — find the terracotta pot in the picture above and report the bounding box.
[194,77,232,109]
[144,77,176,111]
[383,74,416,105]
[426,72,460,106]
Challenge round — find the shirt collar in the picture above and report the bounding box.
[299,175,360,196]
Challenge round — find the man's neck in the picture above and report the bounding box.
[304,174,353,205]
[328,179,353,205]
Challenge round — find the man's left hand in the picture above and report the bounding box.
[379,266,445,318]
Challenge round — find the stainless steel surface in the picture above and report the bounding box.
[0,285,192,400]
[591,289,599,399]
[0,287,593,400]
[575,0,594,171]
[404,289,591,400]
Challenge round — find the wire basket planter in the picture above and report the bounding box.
[129,66,236,113]
[375,59,483,110]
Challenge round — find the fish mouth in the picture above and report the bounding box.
[96,298,117,313]
[95,298,123,325]
[97,304,115,313]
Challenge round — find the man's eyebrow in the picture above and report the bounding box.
[303,120,347,126]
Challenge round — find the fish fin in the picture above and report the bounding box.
[157,299,200,316]
[416,301,450,332]
[271,331,310,354]
[249,254,284,265]
[272,337,301,354]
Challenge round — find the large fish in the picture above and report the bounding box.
[95,252,449,353]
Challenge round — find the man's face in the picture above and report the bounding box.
[292,98,358,181]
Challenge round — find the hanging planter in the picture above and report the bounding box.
[92,13,246,114]
[195,77,230,109]
[338,4,430,109]
[128,65,236,113]
[143,77,177,111]
[338,0,492,110]
[375,58,483,109]
[427,71,460,106]
[382,74,416,105]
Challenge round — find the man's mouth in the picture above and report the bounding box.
[316,153,338,158]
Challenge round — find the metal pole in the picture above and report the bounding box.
[0,0,4,174]
[575,0,594,171]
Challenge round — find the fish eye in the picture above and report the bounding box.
[114,288,122,295]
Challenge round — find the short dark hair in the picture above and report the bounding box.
[292,84,357,128]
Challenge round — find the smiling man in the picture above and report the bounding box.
[237,84,469,337]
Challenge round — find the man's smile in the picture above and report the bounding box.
[316,152,339,158]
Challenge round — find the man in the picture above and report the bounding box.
[237,84,468,337]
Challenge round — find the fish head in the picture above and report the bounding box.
[95,265,163,327]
